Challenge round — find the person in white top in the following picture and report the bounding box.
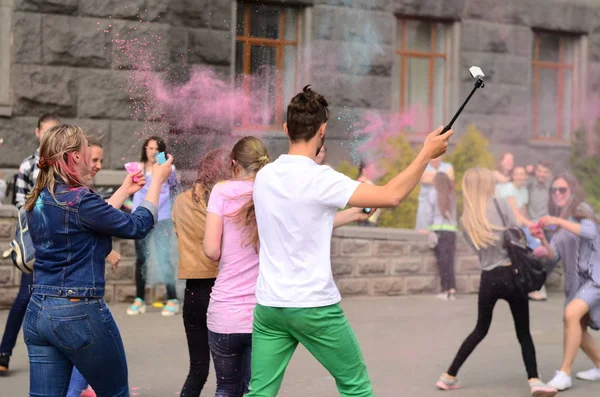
[247,85,453,397]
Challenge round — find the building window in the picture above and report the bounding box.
[235,3,302,128]
[394,19,450,134]
[532,32,580,141]
[0,0,12,116]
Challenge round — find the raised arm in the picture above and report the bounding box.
[80,156,174,239]
[347,127,452,209]
[79,193,157,239]
[106,171,146,209]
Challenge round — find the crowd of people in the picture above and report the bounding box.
[0,83,597,397]
[415,151,557,302]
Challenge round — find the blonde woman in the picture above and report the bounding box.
[436,168,556,397]
[203,137,270,395]
[22,125,174,395]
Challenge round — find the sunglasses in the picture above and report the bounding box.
[551,187,568,195]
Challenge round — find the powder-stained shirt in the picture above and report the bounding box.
[206,180,258,334]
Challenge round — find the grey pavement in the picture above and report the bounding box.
[1,294,600,397]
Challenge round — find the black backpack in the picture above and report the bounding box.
[493,199,548,295]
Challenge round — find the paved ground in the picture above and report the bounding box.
[1,294,600,397]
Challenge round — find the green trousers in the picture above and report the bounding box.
[246,303,374,397]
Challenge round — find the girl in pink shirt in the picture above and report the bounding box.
[203,136,269,396]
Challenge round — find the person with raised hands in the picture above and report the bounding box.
[245,85,452,397]
[22,124,174,397]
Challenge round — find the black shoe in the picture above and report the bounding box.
[0,354,9,375]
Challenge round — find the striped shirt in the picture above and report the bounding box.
[549,204,600,329]
[15,149,40,209]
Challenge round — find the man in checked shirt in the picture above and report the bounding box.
[0,113,61,375]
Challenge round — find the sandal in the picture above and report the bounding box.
[126,297,146,316]
[161,299,180,317]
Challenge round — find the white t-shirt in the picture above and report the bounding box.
[253,155,361,308]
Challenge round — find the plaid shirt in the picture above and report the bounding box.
[15,149,40,209]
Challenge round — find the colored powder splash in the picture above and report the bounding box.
[340,107,424,180]
[103,3,443,180]
[108,18,279,174]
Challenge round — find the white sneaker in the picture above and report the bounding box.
[547,370,572,391]
[576,367,600,381]
[435,293,448,301]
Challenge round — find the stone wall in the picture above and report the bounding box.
[0,0,234,171]
[0,206,18,308]
[0,208,565,309]
[331,226,564,297]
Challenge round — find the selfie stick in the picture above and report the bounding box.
[440,67,485,135]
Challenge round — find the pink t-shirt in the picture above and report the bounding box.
[206,180,259,334]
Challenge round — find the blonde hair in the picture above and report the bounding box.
[227,136,269,253]
[24,124,87,211]
[461,167,503,250]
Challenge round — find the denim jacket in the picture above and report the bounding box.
[27,183,157,298]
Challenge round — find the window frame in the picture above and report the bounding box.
[531,31,581,142]
[0,0,12,116]
[233,2,303,130]
[394,17,452,136]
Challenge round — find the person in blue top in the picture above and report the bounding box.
[23,124,174,397]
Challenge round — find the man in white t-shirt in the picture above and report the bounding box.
[248,85,453,397]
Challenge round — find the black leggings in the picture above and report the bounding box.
[447,266,538,380]
[434,231,456,291]
[180,278,216,397]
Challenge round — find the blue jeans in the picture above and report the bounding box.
[66,367,89,397]
[0,272,33,355]
[24,294,129,397]
[208,331,252,397]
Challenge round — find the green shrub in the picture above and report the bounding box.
[570,124,600,213]
[336,160,360,180]
[445,125,495,216]
[334,124,495,228]
[375,134,419,229]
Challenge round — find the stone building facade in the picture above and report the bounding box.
[0,0,599,178]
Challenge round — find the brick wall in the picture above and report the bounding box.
[0,207,566,309]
